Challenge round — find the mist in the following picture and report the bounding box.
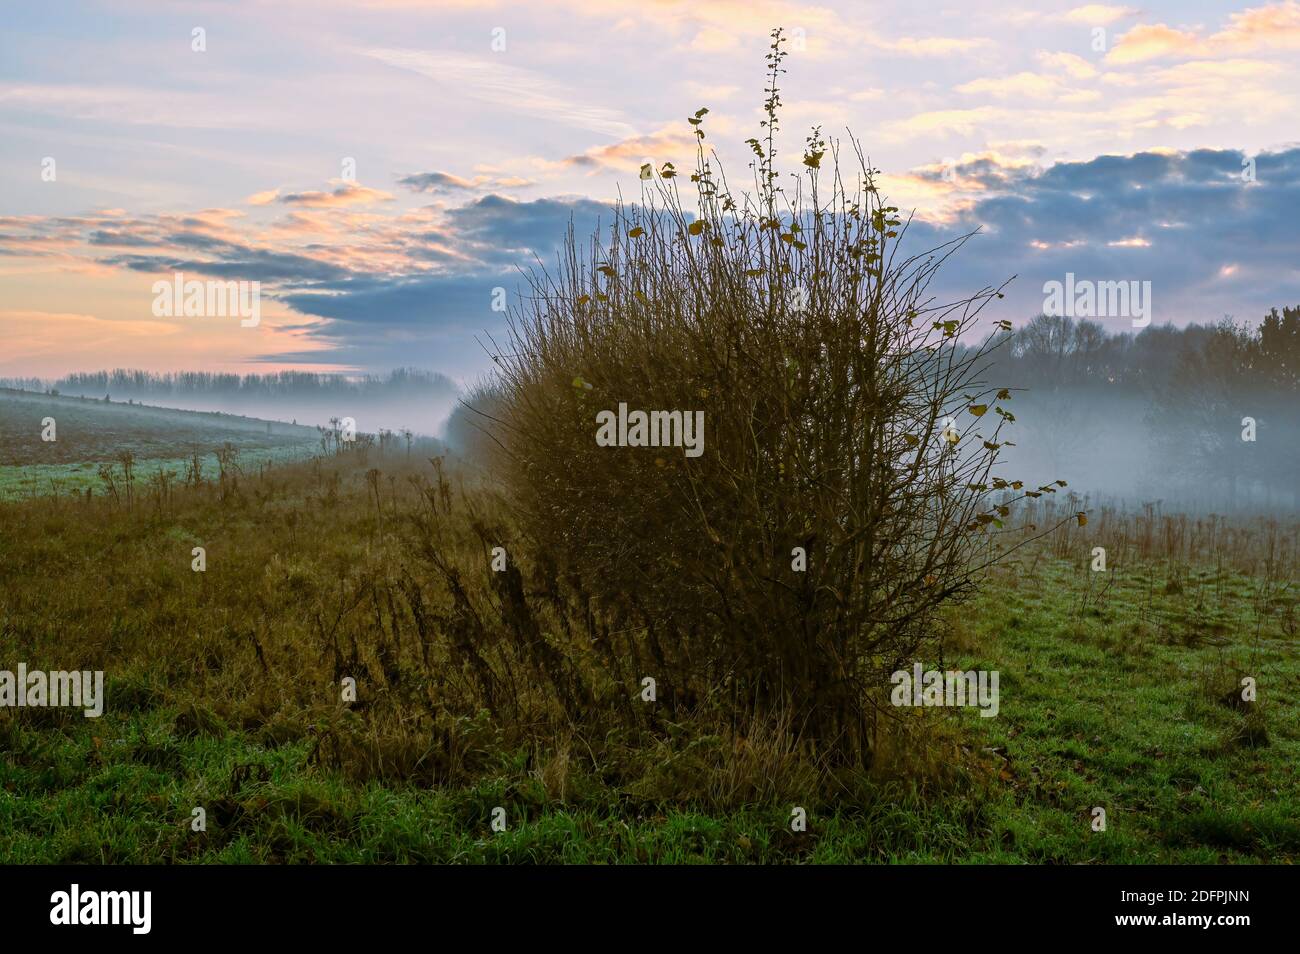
[0,368,463,439]
[984,309,1300,514]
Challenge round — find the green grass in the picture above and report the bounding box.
[0,388,319,500]
[0,446,320,501]
[965,556,1299,863]
[1,523,1293,863]
[0,711,994,864]
[1,440,1295,864]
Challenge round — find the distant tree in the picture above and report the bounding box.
[1011,314,1107,386]
[1148,312,1300,506]
[1257,305,1300,392]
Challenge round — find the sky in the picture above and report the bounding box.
[1,0,1299,385]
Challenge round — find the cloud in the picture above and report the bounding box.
[885,106,1012,140]
[1035,51,1100,80]
[10,143,1300,379]
[1107,23,1202,64]
[281,273,506,328]
[561,126,700,173]
[683,81,741,101]
[1063,4,1138,25]
[548,0,843,45]
[684,27,743,52]
[357,47,635,138]
[86,229,158,248]
[0,84,266,129]
[1210,0,1300,52]
[397,171,481,192]
[102,249,352,284]
[276,181,395,208]
[896,43,1292,149]
[877,36,993,57]
[956,72,1070,101]
[1108,1,1300,64]
[396,171,535,193]
[0,310,183,372]
[443,193,614,259]
[895,145,1300,331]
[265,148,1300,367]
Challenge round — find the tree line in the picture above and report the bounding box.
[2,368,458,403]
[985,306,1300,506]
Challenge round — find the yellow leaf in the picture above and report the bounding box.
[969,404,988,417]
[639,163,652,180]
[628,226,644,238]
[1077,512,1088,527]
[687,220,705,235]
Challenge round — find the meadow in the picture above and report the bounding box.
[0,440,1294,863]
[0,389,320,501]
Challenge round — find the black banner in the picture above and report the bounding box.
[0,864,1273,940]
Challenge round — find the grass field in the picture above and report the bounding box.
[0,389,320,501]
[0,442,1294,864]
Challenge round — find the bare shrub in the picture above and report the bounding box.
[486,30,1054,760]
